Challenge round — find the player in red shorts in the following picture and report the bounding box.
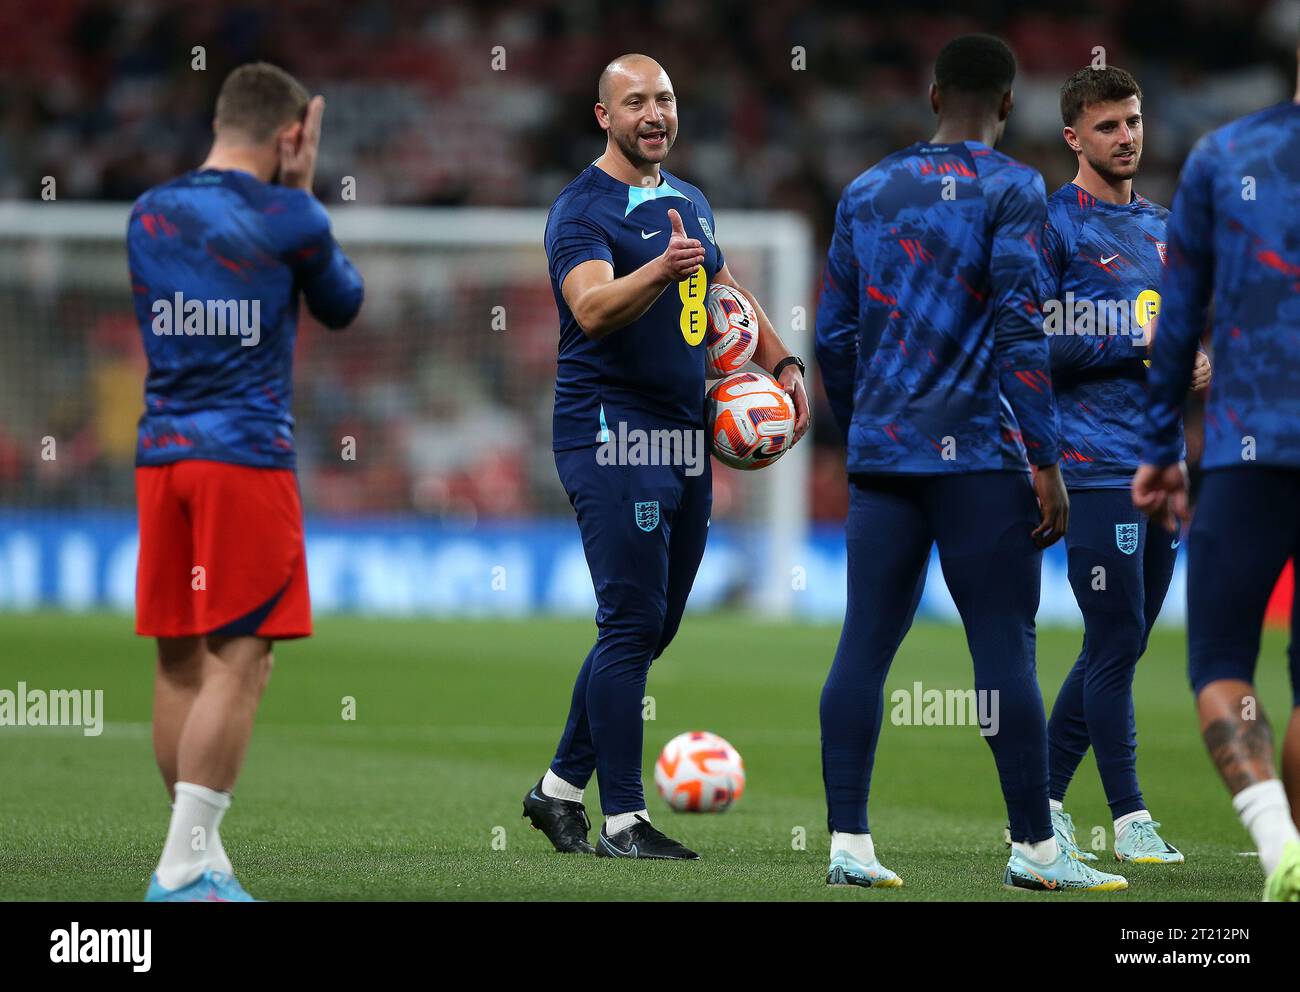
[127,63,363,901]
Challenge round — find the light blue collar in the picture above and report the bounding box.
[623,179,689,216]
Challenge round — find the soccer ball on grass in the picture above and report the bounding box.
[654,731,746,813]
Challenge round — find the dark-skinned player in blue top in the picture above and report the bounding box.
[524,54,811,862]
[815,34,1127,892]
[131,63,363,902]
[1037,67,1210,869]
[1134,33,1300,902]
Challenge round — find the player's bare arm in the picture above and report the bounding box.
[713,262,810,444]
[562,207,704,340]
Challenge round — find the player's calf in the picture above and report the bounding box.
[150,636,272,899]
[1199,680,1300,876]
[153,637,206,795]
[177,636,273,790]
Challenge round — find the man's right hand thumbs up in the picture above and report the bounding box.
[669,208,687,239]
[661,208,705,282]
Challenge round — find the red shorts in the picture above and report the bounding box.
[135,460,312,639]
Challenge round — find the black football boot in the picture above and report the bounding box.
[595,815,699,860]
[522,778,596,854]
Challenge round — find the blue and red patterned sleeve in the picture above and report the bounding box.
[1143,138,1216,467]
[990,168,1059,467]
[815,191,860,439]
[281,191,365,330]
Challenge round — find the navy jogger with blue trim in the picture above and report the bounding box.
[550,448,712,813]
[1047,489,1179,817]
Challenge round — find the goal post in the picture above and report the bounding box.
[0,202,814,618]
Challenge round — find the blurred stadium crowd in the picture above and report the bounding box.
[1,0,1295,520]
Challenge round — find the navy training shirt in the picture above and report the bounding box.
[544,164,725,451]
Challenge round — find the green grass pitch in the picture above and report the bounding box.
[0,610,1290,901]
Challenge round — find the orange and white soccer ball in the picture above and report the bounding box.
[654,730,746,813]
[705,371,796,470]
[704,284,758,377]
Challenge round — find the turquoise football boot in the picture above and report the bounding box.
[145,869,257,902]
[1264,840,1300,902]
[1004,847,1128,892]
[826,850,903,889]
[1053,809,1099,862]
[1114,820,1184,864]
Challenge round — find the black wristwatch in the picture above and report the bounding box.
[772,355,805,379]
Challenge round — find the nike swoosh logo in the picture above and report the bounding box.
[1171,539,1180,549]
[601,834,638,857]
[1100,254,1119,265]
[641,230,661,239]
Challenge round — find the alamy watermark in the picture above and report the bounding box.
[890,681,1000,736]
[50,923,150,972]
[596,420,707,477]
[151,291,261,347]
[1041,292,1159,340]
[0,682,104,737]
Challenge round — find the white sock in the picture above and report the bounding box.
[1114,808,1152,842]
[541,769,583,803]
[1048,798,1064,813]
[1232,780,1300,876]
[830,831,875,863]
[156,782,233,890]
[605,810,648,834]
[1013,836,1060,865]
